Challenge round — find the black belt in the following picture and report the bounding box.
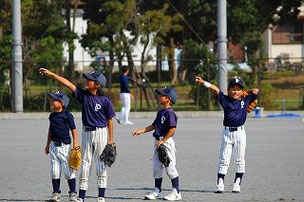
[53,141,65,147]
[84,126,97,132]
[154,136,163,140]
[225,126,243,132]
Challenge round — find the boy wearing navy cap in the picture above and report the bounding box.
[39,68,116,202]
[132,87,182,201]
[196,76,259,193]
[45,91,80,201]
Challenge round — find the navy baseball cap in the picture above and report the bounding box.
[47,91,70,108]
[228,78,244,89]
[82,70,106,87]
[122,65,129,72]
[155,86,178,104]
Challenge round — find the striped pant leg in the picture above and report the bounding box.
[233,128,246,173]
[79,128,94,191]
[217,129,233,175]
[50,142,61,179]
[94,127,108,188]
[59,143,76,180]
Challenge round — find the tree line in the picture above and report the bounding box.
[0,0,301,89]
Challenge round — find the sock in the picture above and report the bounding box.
[217,173,225,185]
[79,189,86,199]
[67,178,76,193]
[234,173,244,185]
[52,179,61,193]
[171,177,180,193]
[98,188,106,197]
[155,178,163,192]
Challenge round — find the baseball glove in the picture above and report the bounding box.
[157,144,171,167]
[69,146,82,170]
[100,143,117,167]
[243,91,258,113]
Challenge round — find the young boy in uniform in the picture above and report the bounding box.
[45,91,80,201]
[39,68,116,202]
[195,76,259,193]
[132,86,182,201]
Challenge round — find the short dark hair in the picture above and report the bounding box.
[122,65,129,73]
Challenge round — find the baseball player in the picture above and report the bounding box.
[196,76,259,193]
[39,68,116,202]
[116,65,137,125]
[132,87,182,201]
[45,91,80,201]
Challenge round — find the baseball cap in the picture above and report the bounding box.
[122,65,129,72]
[47,91,70,108]
[82,70,106,87]
[155,86,178,104]
[228,78,244,89]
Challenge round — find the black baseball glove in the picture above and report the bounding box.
[100,143,117,167]
[157,144,171,167]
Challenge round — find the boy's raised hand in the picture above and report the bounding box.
[195,76,204,84]
[39,68,53,76]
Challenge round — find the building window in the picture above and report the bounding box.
[273,20,304,44]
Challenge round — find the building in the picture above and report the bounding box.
[262,1,304,69]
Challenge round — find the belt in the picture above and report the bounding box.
[154,136,164,140]
[84,126,97,132]
[225,126,243,132]
[53,141,65,147]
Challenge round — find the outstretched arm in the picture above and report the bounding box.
[132,125,155,136]
[195,76,220,96]
[39,68,76,93]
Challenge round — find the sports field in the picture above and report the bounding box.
[0,117,303,201]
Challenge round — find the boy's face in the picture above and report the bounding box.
[228,85,243,100]
[158,94,171,106]
[84,79,100,90]
[50,99,63,111]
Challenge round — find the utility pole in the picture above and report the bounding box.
[12,0,23,112]
[217,0,228,94]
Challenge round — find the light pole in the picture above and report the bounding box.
[12,0,23,112]
[217,0,228,94]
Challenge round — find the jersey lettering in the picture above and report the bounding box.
[94,103,102,112]
[161,116,166,124]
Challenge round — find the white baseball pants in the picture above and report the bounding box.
[119,93,131,123]
[217,126,246,175]
[79,127,108,190]
[49,141,76,179]
[153,137,179,179]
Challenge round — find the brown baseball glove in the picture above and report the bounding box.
[243,91,258,113]
[69,146,82,170]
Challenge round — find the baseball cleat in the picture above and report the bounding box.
[49,192,61,201]
[68,192,78,201]
[97,197,106,202]
[232,183,241,193]
[144,188,162,200]
[124,121,134,125]
[74,197,83,202]
[115,117,122,124]
[163,189,182,201]
[215,184,224,193]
